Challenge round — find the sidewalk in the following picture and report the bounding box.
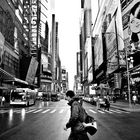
[110,100,140,112]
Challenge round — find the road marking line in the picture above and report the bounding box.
[115,109,130,113]
[104,110,113,113]
[59,109,64,113]
[14,111,21,113]
[50,109,56,113]
[89,109,97,113]
[33,109,43,113]
[42,109,50,113]
[110,109,121,113]
[26,109,37,113]
[0,110,8,113]
[98,110,105,113]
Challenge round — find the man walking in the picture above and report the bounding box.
[64,90,89,140]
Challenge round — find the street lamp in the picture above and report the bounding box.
[125,47,132,109]
[105,32,132,109]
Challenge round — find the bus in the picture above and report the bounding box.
[10,88,37,106]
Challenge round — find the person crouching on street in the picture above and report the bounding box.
[64,90,89,140]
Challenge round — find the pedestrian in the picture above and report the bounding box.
[64,90,89,140]
[1,96,5,107]
[104,96,110,111]
[96,96,100,110]
[132,94,137,105]
[113,95,116,103]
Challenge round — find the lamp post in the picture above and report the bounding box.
[125,47,132,109]
[105,32,132,109]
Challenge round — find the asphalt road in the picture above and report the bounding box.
[0,100,140,140]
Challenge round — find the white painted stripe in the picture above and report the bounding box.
[42,109,50,113]
[15,111,21,113]
[110,109,121,113]
[33,109,43,113]
[0,110,8,113]
[89,109,97,114]
[26,109,37,113]
[104,110,113,114]
[50,109,56,113]
[115,109,130,113]
[98,110,105,113]
[59,109,64,113]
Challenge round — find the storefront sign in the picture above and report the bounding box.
[114,73,121,89]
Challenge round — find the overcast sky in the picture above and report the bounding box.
[50,0,81,90]
[49,0,98,90]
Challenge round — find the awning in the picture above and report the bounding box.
[0,68,29,87]
[4,77,28,86]
[0,68,14,80]
[0,86,8,90]
[14,78,28,85]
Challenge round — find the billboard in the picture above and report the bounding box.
[0,32,5,65]
[122,0,140,54]
[41,53,48,72]
[105,15,118,74]
[26,57,38,84]
[94,30,103,70]
[105,0,125,74]
[77,52,81,76]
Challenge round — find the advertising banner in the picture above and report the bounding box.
[0,32,5,65]
[115,0,126,67]
[94,30,103,70]
[41,53,48,72]
[77,52,81,76]
[105,15,118,74]
[114,73,121,89]
[122,0,140,54]
[105,0,125,74]
[26,57,38,84]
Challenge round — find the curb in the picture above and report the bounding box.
[111,105,140,112]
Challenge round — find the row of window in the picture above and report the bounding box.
[3,51,19,74]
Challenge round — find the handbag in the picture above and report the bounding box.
[83,115,97,135]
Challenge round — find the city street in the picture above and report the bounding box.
[0,100,140,140]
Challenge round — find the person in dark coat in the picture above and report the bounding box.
[104,96,110,111]
[64,90,89,140]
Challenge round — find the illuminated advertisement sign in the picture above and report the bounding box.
[26,57,38,84]
[105,15,118,74]
[41,53,48,72]
[122,0,140,54]
[94,30,103,70]
[0,32,5,65]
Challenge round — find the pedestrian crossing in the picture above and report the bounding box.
[0,108,130,115]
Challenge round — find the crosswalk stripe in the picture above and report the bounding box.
[0,110,8,113]
[115,109,130,113]
[33,109,43,113]
[0,108,130,115]
[89,109,97,113]
[26,109,37,113]
[15,111,21,113]
[50,109,56,113]
[59,109,64,113]
[110,109,121,113]
[98,110,105,113]
[42,109,50,113]
[104,110,113,114]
